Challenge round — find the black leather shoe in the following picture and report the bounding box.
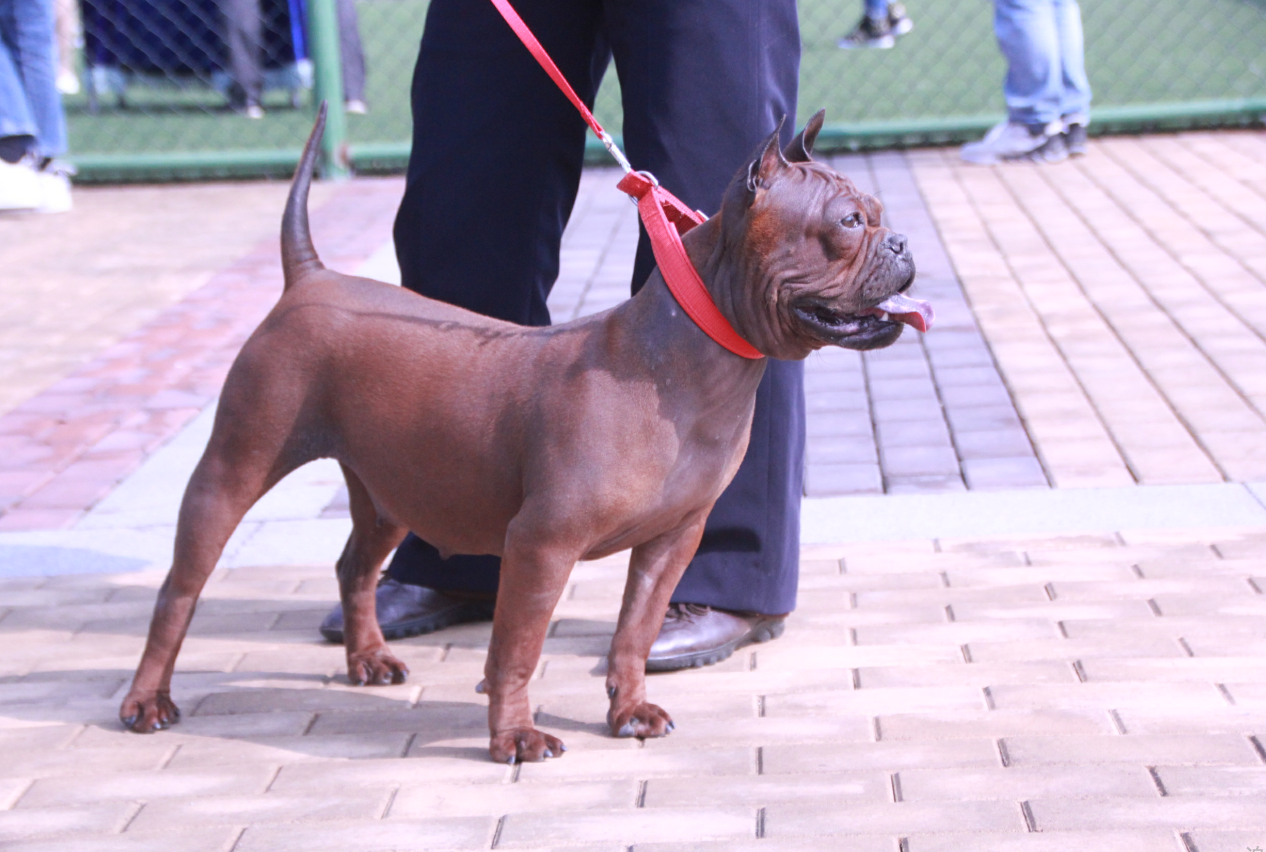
[645,603,786,672]
[319,578,495,643]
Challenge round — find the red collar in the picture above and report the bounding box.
[616,172,764,360]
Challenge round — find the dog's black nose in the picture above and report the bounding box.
[885,233,908,255]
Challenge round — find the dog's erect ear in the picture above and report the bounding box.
[784,109,826,163]
[746,117,789,193]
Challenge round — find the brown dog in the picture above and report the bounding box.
[120,108,928,763]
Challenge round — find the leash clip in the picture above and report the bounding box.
[599,130,634,174]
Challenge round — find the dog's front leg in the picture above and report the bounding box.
[606,519,707,739]
[482,532,575,764]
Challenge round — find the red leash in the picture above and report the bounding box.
[487,0,764,360]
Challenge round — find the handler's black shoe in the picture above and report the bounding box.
[645,603,786,672]
[319,578,495,643]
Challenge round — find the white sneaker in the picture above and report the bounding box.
[345,99,368,115]
[36,162,73,213]
[960,120,1067,165]
[0,157,41,211]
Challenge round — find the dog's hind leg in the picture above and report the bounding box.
[120,439,299,733]
[605,517,708,740]
[336,463,409,686]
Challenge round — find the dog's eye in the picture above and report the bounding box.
[840,213,863,228]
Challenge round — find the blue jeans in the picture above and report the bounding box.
[994,0,1091,126]
[0,0,66,156]
[864,0,888,18]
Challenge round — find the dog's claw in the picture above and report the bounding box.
[617,721,637,738]
[475,680,487,694]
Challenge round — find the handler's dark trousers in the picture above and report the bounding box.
[386,0,805,616]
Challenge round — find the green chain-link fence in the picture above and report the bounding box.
[64,0,1266,182]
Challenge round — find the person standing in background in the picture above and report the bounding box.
[838,1,913,49]
[0,0,72,212]
[960,0,1091,164]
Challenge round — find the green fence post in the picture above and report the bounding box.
[307,0,349,179]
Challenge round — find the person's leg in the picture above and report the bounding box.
[0,0,66,156]
[385,0,605,593]
[994,0,1061,127]
[335,0,366,105]
[606,0,803,625]
[1053,0,1090,118]
[961,0,1067,164]
[222,0,263,110]
[864,0,888,17]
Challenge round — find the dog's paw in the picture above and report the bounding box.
[488,728,566,764]
[609,701,674,739]
[119,690,181,733]
[346,649,409,686]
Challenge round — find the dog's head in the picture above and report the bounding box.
[715,110,930,360]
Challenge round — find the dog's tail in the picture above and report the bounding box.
[281,102,328,291]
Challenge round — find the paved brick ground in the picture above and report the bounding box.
[3,530,1266,850]
[3,131,1266,849]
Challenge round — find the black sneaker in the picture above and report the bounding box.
[1062,118,1088,157]
[889,2,914,36]
[838,14,895,49]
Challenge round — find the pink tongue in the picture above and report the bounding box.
[874,292,934,333]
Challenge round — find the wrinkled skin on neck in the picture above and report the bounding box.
[686,123,917,361]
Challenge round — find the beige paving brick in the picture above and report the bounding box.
[987,682,1229,712]
[233,817,495,852]
[126,790,390,830]
[1001,734,1260,766]
[1185,831,1266,852]
[514,746,753,782]
[16,764,276,807]
[763,686,980,718]
[878,708,1111,740]
[761,739,999,775]
[634,839,892,852]
[1110,707,1266,736]
[641,772,888,809]
[1153,765,1266,796]
[0,827,241,852]
[191,685,417,716]
[270,754,512,792]
[391,778,636,817]
[765,798,1022,836]
[905,830,1182,852]
[496,807,754,848]
[897,765,1155,801]
[856,661,1076,688]
[1028,795,1266,830]
[0,745,175,779]
[0,803,137,841]
[165,732,411,768]
[1079,658,1266,684]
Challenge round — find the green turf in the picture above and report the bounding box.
[64,0,1266,168]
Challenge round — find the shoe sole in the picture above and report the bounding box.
[837,36,895,49]
[645,617,785,673]
[320,600,495,644]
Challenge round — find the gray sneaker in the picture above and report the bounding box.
[889,2,914,36]
[1061,113,1089,157]
[838,13,895,49]
[960,120,1067,165]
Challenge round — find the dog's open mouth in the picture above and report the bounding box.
[796,292,934,344]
